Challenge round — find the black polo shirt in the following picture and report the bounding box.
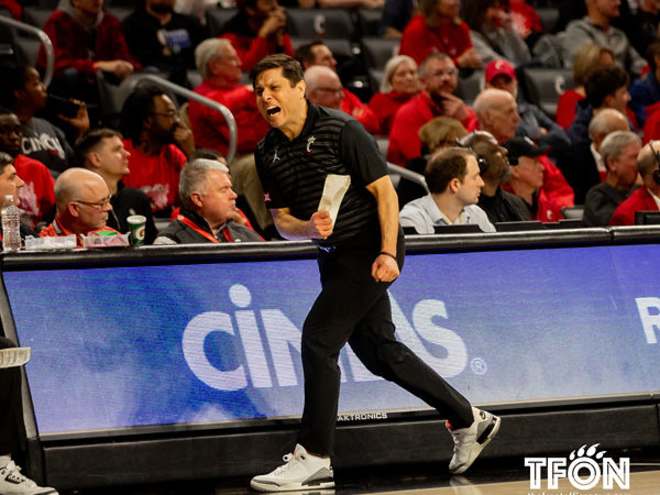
[255,103,387,247]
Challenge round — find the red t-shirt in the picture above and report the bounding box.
[610,187,659,225]
[122,141,187,214]
[368,91,418,136]
[14,154,55,228]
[219,32,294,73]
[388,91,478,165]
[189,81,269,156]
[399,15,473,66]
[556,89,584,129]
[339,89,380,135]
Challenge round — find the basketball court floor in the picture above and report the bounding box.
[64,448,660,495]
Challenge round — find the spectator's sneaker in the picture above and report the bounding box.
[250,444,334,492]
[447,407,501,474]
[0,461,58,494]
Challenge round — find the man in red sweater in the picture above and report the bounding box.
[296,41,380,134]
[189,38,271,230]
[39,0,140,101]
[219,0,293,73]
[610,140,660,225]
[388,53,478,165]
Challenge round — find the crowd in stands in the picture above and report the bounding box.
[0,0,658,250]
[2,1,660,492]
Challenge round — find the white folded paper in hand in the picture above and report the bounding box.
[0,347,31,368]
[318,174,351,227]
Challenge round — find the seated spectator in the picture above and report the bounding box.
[556,43,615,129]
[400,146,495,233]
[568,65,633,146]
[76,128,158,245]
[509,0,543,44]
[462,0,532,67]
[190,38,271,230]
[503,136,570,222]
[39,0,139,103]
[474,88,574,220]
[630,42,660,128]
[381,0,415,38]
[0,64,85,176]
[123,0,207,87]
[563,108,629,204]
[296,41,380,134]
[561,0,645,75]
[473,88,521,144]
[397,116,468,208]
[628,0,660,58]
[583,130,642,226]
[0,112,55,229]
[368,55,421,135]
[155,157,263,243]
[399,0,482,69]
[219,0,293,72]
[39,168,120,243]
[1,336,58,494]
[0,152,28,237]
[388,53,478,165]
[610,140,660,225]
[484,59,570,153]
[461,131,531,222]
[120,84,193,216]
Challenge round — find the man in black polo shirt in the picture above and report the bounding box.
[249,54,501,492]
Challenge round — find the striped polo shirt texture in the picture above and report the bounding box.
[255,103,387,247]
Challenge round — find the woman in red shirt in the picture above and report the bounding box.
[399,0,481,69]
[368,55,422,135]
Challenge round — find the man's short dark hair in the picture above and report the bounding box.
[119,83,167,146]
[0,64,30,111]
[294,41,326,68]
[0,151,13,174]
[585,65,629,109]
[251,54,304,89]
[75,128,122,167]
[646,41,660,74]
[425,147,473,194]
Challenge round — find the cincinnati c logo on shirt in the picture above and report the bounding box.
[306,136,316,153]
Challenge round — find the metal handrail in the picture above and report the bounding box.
[140,74,238,162]
[0,14,54,87]
[387,162,429,192]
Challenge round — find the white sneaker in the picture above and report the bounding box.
[250,444,334,492]
[447,407,501,474]
[0,461,58,494]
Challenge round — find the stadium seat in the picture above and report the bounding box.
[361,37,398,71]
[357,8,382,37]
[456,70,484,104]
[521,68,574,118]
[368,68,383,91]
[286,9,354,39]
[205,7,237,37]
[187,70,202,88]
[292,37,354,60]
[536,7,559,33]
[23,7,51,28]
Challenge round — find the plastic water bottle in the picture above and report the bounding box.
[2,195,21,252]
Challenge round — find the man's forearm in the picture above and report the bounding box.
[272,209,312,240]
[368,176,399,255]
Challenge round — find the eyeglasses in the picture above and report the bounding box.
[429,69,458,78]
[151,110,178,118]
[73,197,111,210]
[316,87,344,96]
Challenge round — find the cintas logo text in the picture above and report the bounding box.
[181,284,469,391]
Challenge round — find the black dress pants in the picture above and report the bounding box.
[297,233,474,457]
[0,337,23,457]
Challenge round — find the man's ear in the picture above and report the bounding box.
[448,177,460,193]
[190,192,204,209]
[67,202,80,219]
[87,152,101,171]
[603,93,615,109]
[296,79,307,97]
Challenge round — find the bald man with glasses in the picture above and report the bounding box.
[39,168,121,245]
